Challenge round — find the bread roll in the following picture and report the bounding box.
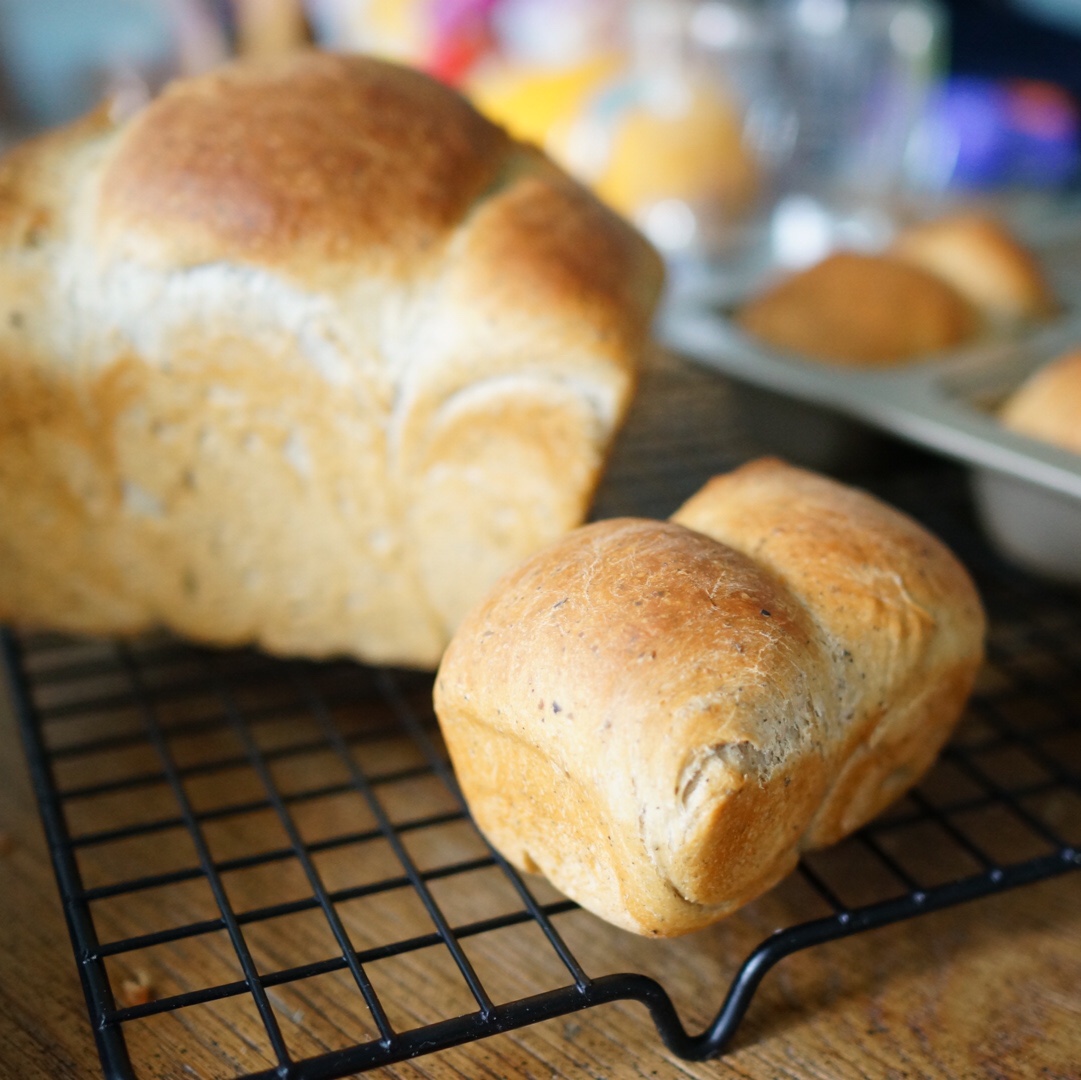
[1000,348,1081,454]
[893,213,1056,326]
[0,51,662,666]
[735,252,979,366]
[434,459,985,936]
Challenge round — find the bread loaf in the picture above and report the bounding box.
[1000,348,1081,454]
[434,459,985,936]
[0,51,663,666]
[735,251,980,366]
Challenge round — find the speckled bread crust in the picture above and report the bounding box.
[1000,349,1081,454]
[735,252,980,366]
[0,51,662,666]
[893,214,1056,326]
[434,459,985,936]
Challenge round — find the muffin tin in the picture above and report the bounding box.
[657,244,1081,581]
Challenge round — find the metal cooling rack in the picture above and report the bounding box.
[5,461,1081,1080]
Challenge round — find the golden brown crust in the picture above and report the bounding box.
[893,213,1057,325]
[1000,349,1081,454]
[434,459,986,935]
[444,171,663,358]
[736,252,980,366]
[435,515,836,935]
[96,52,511,278]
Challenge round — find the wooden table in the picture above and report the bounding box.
[2,353,1080,1080]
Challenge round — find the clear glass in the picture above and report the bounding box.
[768,0,948,268]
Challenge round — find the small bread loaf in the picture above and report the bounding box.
[735,252,980,366]
[434,459,985,936]
[1000,348,1081,454]
[893,213,1056,326]
[0,51,662,666]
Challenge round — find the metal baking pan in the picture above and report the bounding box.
[657,305,1081,582]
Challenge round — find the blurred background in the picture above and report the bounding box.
[0,0,1079,293]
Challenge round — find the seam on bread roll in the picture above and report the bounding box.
[434,459,985,935]
[673,459,985,847]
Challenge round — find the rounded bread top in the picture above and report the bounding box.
[671,458,986,708]
[96,51,522,275]
[90,50,662,329]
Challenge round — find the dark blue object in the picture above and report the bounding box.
[920,75,1080,188]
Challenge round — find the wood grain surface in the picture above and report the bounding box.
[2,354,1080,1080]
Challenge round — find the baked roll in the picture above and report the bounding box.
[735,251,980,366]
[434,459,985,936]
[1000,348,1081,455]
[892,213,1056,327]
[0,51,662,666]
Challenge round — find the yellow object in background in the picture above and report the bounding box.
[466,0,772,260]
[589,77,760,220]
[467,53,622,148]
[358,0,430,64]
[302,0,433,68]
[233,0,310,56]
[471,56,762,231]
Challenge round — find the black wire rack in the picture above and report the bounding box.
[5,458,1081,1080]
